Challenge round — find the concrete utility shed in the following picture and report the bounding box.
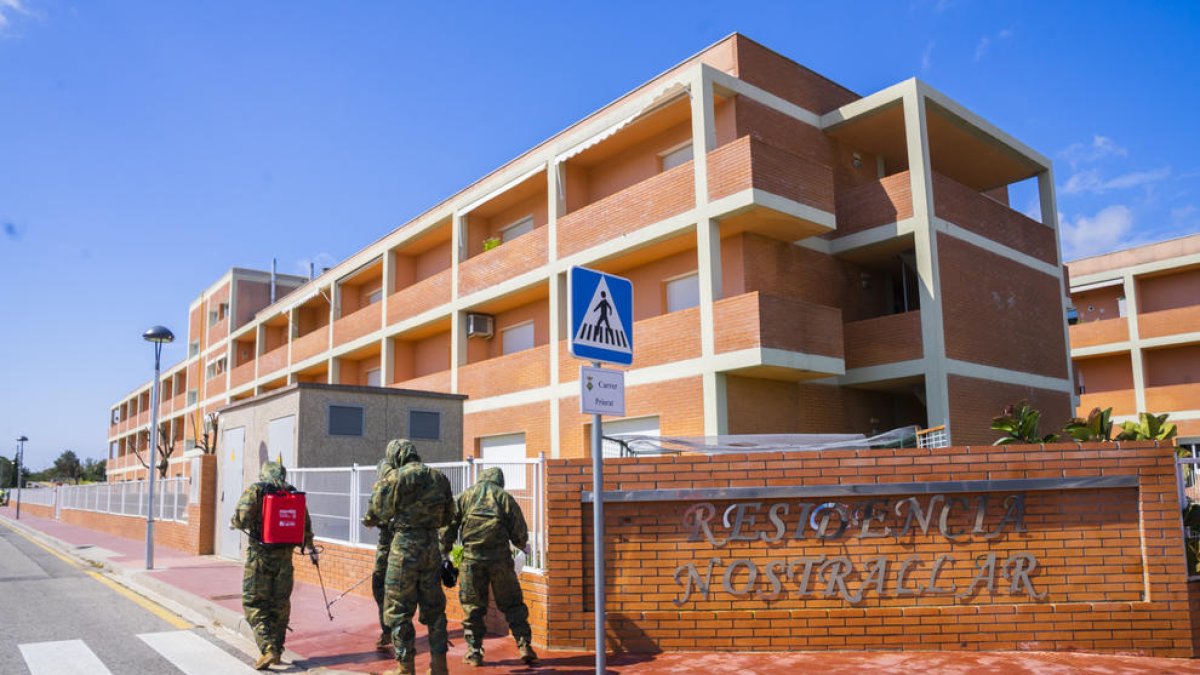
[218,383,466,479]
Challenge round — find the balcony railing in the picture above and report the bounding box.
[713,292,843,360]
[932,173,1058,265]
[230,360,256,390]
[333,302,382,346]
[834,171,913,237]
[557,307,702,383]
[459,345,550,400]
[388,268,452,326]
[395,369,451,394]
[1069,318,1130,350]
[1139,305,1200,341]
[844,311,923,369]
[292,326,329,364]
[1078,389,1137,416]
[259,344,288,377]
[708,136,835,222]
[459,227,548,297]
[1145,382,1200,414]
[557,161,695,258]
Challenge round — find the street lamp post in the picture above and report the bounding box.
[143,325,174,570]
[14,435,27,519]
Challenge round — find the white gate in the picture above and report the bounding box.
[219,426,246,559]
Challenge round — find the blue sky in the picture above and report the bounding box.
[1,1,1197,469]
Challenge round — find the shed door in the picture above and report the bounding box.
[480,433,527,490]
[219,426,245,560]
[268,415,297,469]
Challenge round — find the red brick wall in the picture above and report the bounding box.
[458,345,550,400]
[1140,305,1200,341]
[713,291,843,358]
[387,268,452,325]
[947,375,1073,446]
[707,136,835,214]
[542,442,1193,656]
[333,302,382,346]
[939,234,1069,380]
[732,36,859,115]
[933,173,1059,266]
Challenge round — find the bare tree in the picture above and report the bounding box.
[189,411,219,455]
[130,423,174,478]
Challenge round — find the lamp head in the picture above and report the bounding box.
[143,325,175,344]
[16,435,28,443]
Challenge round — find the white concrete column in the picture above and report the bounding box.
[1039,168,1078,411]
[329,357,340,385]
[691,65,727,436]
[381,336,394,386]
[1124,272,1147,412]
[450,212,466,393]
[381,250,396,326]
[547,161,564,458]
[904,83,951,431]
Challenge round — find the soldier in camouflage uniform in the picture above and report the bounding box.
[229,461,314,670]
[378,441,455,675]
[361,439,406,651]
[441,467,537,666]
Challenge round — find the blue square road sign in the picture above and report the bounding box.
[569,266,634,366]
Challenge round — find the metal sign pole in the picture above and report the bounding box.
[590,360,605,675]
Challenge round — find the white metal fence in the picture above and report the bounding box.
[1177,452,1200,581]
[59,478,190,523]
[290,458,546,571]
[16,487,56,507]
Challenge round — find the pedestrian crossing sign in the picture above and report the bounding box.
[569,266,634,366]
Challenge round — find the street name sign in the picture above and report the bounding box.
[579,365,626,416]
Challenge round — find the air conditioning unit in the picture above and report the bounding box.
[466,313,494,339]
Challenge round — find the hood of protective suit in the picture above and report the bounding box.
[259,461,287,486]
[380,439,407,473]
[395,439,421,466]
[478,466,505,489]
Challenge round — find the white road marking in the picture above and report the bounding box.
[19,639,114,675]
[139,630,259,674]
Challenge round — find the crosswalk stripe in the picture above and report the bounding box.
[19,639,114,675]
[139,630,259,674]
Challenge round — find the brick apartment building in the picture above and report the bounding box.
[107,33,1075,478]
[1068,233,1200,451]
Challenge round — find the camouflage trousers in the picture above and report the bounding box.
[371,527,395,635]
[242,544,295,655]
[383,528,447,661]
[459,556,532,650]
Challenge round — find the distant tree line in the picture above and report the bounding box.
[0,450,105,487]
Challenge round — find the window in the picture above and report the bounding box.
[328,405,364,436]
[409,410,441,440]
[365,368,382,387]
[111,409,120,425]
[208,310,219,326]
[660,142,693,171]
[665,272,700,313]
[601,415,661,459]
[187,390,198,406]
[1117,296,1127,318]
[205,357,227,380]
[109,441,118,458]
[189,340,200,358]
[502,321,535,355]
[366,288,383,305]
[479,432,527,489]
[500,216,535,243]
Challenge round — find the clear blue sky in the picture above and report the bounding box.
[1,1,1197,470]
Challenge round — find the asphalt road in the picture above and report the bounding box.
[0,522,260,674]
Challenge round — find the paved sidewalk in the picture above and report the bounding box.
[2,506,1199,674]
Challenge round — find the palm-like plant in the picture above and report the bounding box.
[992,400,1059,445]
[1064,407,1115,442]
[1115,412,1177,442]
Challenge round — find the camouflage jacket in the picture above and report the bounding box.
[378,443,454,533]
[230,461,314,549]
[441,467,528,561]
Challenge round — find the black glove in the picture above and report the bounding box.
[440,559,458,588]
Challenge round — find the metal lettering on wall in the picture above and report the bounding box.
[671,493,1046,606]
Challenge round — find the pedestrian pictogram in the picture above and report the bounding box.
[569,267,634,366]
